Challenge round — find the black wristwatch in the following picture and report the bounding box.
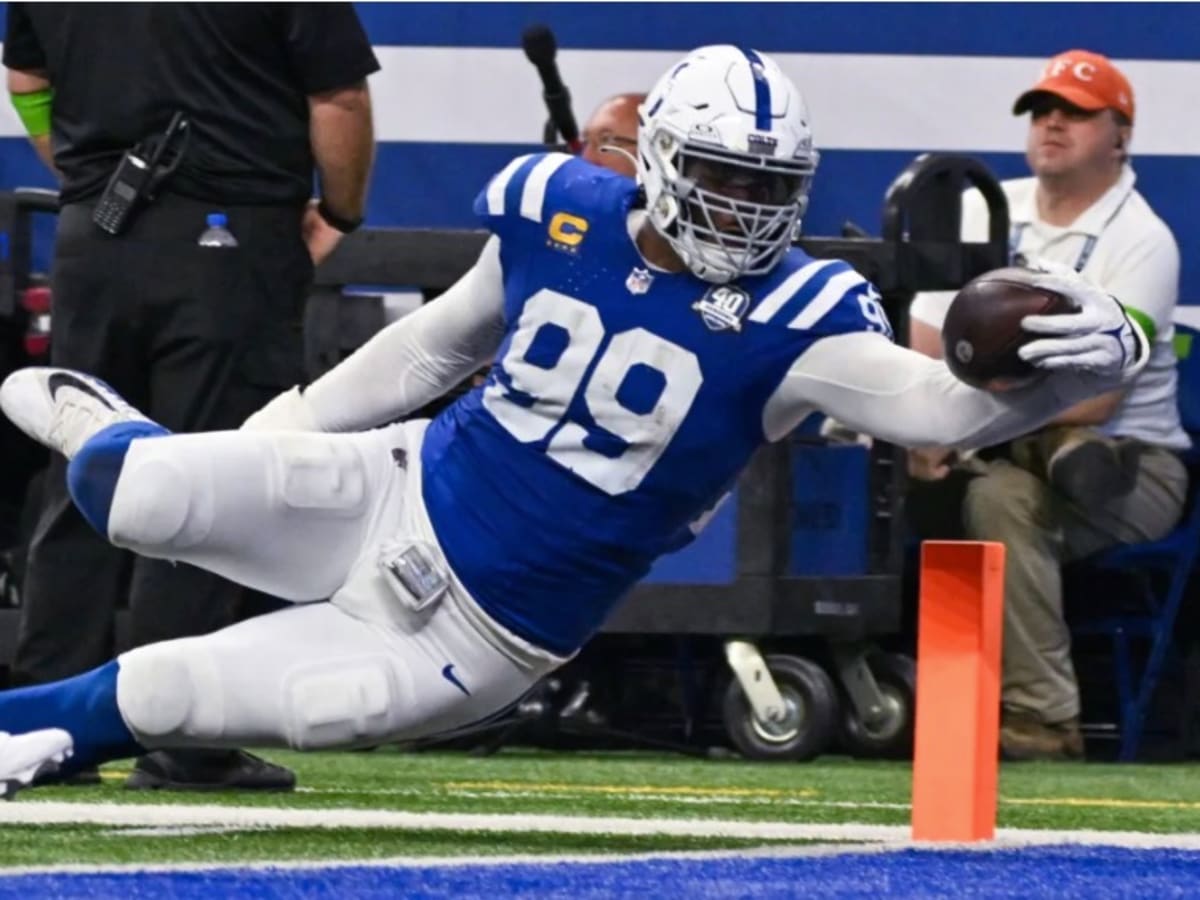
[317,199,363,234]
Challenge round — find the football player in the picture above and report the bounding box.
[0,45,1146,795]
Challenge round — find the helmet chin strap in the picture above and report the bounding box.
[680,238,739,284]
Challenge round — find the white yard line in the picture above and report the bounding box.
[292,784,1200,814]
[294,786,911,810]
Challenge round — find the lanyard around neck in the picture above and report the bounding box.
[1008,188,1133,274]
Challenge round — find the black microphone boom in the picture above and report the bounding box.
[521,24,582,152]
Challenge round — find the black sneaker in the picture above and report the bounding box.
[124,749,295,792]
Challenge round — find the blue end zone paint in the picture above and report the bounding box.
[4,847,1200,899]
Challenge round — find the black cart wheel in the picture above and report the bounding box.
[838,652,916,758]
[722,654,838,761]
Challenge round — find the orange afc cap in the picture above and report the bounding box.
[1013,50,1135,123]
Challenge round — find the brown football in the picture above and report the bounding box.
[941,267,1077,390]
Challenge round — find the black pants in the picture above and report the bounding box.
[13,195,312,684]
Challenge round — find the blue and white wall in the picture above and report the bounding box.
[0,2,1197,299]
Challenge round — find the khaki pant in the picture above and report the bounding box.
[959,434,1188,724]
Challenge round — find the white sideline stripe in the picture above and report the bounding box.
[1174,307,1200,330]
[748,259,838,324]
[5,803,1200,852]
[0,46,1197,154]
[788,269,866,330]
[0,844,891,878]
[0,803,880,839]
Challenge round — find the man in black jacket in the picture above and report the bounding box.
[3,2,378,789]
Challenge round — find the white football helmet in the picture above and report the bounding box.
[638,45,819,284]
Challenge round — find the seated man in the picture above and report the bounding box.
[0,45,1148,793]
[907,49,1189,760]
[579,92,645,177]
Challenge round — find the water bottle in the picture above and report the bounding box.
[197,212,238,248]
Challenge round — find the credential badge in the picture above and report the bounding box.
[692,284,750,332]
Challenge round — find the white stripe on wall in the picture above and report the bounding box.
[360,48,1200,156]
[1,46,1197,155]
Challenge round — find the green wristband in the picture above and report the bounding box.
[10,87,53,137]
[1124,305,1157,345]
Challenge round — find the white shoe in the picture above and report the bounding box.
[0,729,74,800]
[0,367,150,459]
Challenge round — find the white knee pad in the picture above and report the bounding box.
[283,656,401,750]
[108,447,213,550]
[272,434,368,516]
[116,639,224,743]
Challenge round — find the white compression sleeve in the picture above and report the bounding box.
[763,331,1134,448]
[303,236,507,432]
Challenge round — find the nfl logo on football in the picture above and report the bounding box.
[692,285,750,332]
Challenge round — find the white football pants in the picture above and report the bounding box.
[105,420,565,750]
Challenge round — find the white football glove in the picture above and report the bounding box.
[1016,259,1145,376]
[240,385,321,432]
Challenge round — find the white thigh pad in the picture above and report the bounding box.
[273,434,368,516]
[108,450,213,549]
[116,639,225,742]
[282,656,403,750]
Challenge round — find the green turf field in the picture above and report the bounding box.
[5,748,1200,867]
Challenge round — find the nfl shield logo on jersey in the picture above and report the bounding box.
[625,267,654,295]
[692,285,750,332]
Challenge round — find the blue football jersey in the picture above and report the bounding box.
[421,153,892,655]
